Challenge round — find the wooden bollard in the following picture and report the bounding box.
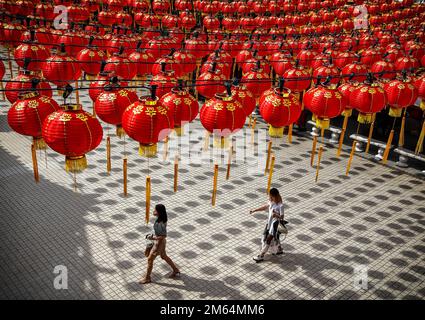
[310,135,318,166]
[123,158,128,197]
[415,121,425,155]
[174,155,178,192]
[250,118,257,146]
[315,146,323,183]
[106,136,111,174]
[398,112,406,147]
[265,140,272,175]
[146,176,151,224]
[31,144,40,183]
[345,140,357,176]
[382,129,394,164]
[266,154,275,194]
[226,146,233,180]
[211,164,219,206]
[337,113,350,157]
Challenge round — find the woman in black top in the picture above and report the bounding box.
[139,204,180,284]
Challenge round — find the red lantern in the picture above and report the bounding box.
[128,45,155,78]
[94,82,139,137]
[232,83,256,117]
[151,66,177,98]
[104,48,137,80]
[304,85,347,129]
[371,60,395,80]
[240,65,269,104]
[76,38,106,80]
[350,81,387,123]
[173,49,197,76]
[259,86,302,137]
[313,64,340,85]
[14,31,50,71]
[42,44,82,89]
[334,51,357,69]
[414,75,425,110]
[159,83,199,136]
[122,87,173,157]
[42,104,103,172]
[384,78,418,117]
[283,66,311,93]
[200,86,246,148]
[197,63,227,99]
[341,62,369,83]
[152,51,182,78]
[338,82,358,117]
[394,56,420,72]
[5,70,52,103]
[8,91,60,149]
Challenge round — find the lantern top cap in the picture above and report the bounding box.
[18,91,40,100]
[62,104,83,111]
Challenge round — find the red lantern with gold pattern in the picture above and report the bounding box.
[350,81,387,123]
[197,63,226,99]
[42,44,82,89]
[104,47,137,80]
[122,86,173,157]
[42,104,103,172]
[394,56,420,72]
[304,85,347,129]
[5,69,52,103]
[8,91,60,149]
[283,66,311,93]
[160,81,199,136]
[414,75,425,110]
[371,60,396,80]
[260,84,302,137]
[94,80,139,137]
[200,85,246,148]
[76,37,106,80]
[341,62,369,83]
[151,66,177,98]
[14,31,50,71]
[231,82,256,117]
[384,78,418,117]
[313,64,340,85]
[242,62,271,99]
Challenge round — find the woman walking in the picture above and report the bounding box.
[139,204,180,284]
[249,188,284,262]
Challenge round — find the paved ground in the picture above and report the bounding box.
[0,52,425,300]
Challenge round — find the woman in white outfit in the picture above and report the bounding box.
[249,188,284,262]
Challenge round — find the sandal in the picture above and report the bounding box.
[253,255,264,262]
[169,271,181,278]
[139,277,152,284]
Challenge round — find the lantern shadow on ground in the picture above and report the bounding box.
[0,146,105,299]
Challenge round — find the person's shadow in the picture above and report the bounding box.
[151,274,248,299]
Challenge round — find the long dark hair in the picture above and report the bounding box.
[269,188,282,204]
[155,204,168,223]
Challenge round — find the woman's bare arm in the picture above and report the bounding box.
[250,204,269,214]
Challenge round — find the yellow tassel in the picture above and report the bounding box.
[389,107,402,118]
[315,146,323,183]
[269,125,284,138]
[85,74,97,81]
[398,112,406,147]
[65,155,87,173]
[116,125,126,138]
[342,109,353,117]
[145,176,151,224]
[345,140,357,176]
[415,121,425,155]
[357,113,373,124]
[213,136,229,149]
[316,118,330,130]
[139,143,157,157]
[420,100,425,111]
[33,137,47,150]
[310,135,318,167]
[174,126,184,136]
[288,124,293,143]
[382,129,394,164]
